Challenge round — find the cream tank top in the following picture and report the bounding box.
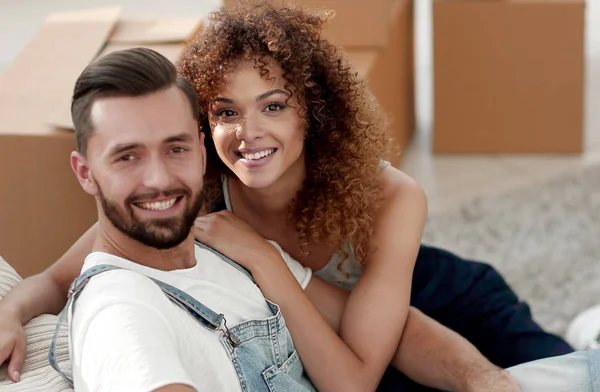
[220,160,390,291]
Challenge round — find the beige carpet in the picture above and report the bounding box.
[422,164,600,336]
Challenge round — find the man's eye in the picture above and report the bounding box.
[119,154,135,162]
[171,146,186,153]
[217,109,237,117]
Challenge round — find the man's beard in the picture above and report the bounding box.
[97,183,204,250]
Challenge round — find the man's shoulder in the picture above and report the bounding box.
[84,267,157,288]
[80,251,173,298]
[83,251,151,274]
[70,267,176,342]
[75,267,167,312]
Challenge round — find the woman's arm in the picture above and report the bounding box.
[392,308,519,391]
[0,222,97,382]
[328,169,427,383]
[250,250,379,391]
[306,277,518,391]
[194,174,427,392]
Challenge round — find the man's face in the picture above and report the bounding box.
[72,86,206,249]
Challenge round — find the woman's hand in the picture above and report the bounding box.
[193,211,280,271]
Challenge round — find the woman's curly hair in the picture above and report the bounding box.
[177,0,392,264]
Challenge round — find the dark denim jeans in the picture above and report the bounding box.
[377,244,574,391]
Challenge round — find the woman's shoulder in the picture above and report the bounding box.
[370,165,428,248]
[377,164,426,204]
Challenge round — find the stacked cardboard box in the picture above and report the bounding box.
[433,0,586,154]
[344,0,416,165]
[223,0,416,165]
[0,6,204,278]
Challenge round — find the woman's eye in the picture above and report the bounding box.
[264,103,285,112]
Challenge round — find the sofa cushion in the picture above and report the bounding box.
[0,256,72,391]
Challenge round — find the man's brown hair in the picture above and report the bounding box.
[71,47,199,155]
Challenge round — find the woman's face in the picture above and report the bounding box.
[209,58,306,190]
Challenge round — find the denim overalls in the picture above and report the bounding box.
[589,349,600,391]
[49,242,317,392]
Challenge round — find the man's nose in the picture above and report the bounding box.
[141,157,173,190]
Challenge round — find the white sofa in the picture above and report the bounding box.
[0,257,71,391]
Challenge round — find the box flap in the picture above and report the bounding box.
[109,17,204,44]
[0,6,122,135]
[0,95,75,138]
[0,94,54,134]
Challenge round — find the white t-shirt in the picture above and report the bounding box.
[69,241,311,392]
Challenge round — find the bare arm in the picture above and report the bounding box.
[306,276,515,391]
[243,248,381,391]
[1,223,97,323]
[394,308,516,391]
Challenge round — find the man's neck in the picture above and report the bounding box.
[93,219,196,271]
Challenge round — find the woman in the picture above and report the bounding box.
[176,3,569,384]
[179,3,427,389]
[0,1,569,390]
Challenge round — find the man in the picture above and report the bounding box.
[52,47,316,391]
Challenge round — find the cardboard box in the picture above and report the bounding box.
[433,0,586,154]
[0,7,203,278]
[345,0,415,165]
[222,0,394,47]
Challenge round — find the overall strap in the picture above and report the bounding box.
[589,349,600,392]
[49,263,240,387]
[195,240,255,283]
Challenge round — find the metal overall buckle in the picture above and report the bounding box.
[218,314,240,348]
